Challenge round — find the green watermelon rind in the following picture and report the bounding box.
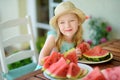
[44,70,51,76]
[83,52,111,62]
[44,57,68,79]
[64,48,75,57]
[83,52,110,58]
[67,69,82,79]
[44,70,67,79]
[51,74,67,79]
[45,68,89,80]
[67,68,88,79]
[78,68,88,79]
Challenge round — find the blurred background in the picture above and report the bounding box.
[0,0,120,79]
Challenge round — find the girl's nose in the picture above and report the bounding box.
[65,22,70,28]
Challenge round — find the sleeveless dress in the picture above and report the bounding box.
[35,30,75,70]
[47,30,75,53]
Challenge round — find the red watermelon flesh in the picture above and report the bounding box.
[83,67,106,80]
[64,48,78,64]
[43,51,62,70]
[83,46,109,56]
[85,46,102,56]
[92,46,108,56]
[45,57,69,79]
[77,42,90,53]
[58,52,64,60]
[41,56,49,64]
[102,66,120,80]
[67,62,81,79]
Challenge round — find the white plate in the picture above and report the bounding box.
[43,63,93,80]
[78,53,113,64]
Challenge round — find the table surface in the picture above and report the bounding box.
[15,39,120,80]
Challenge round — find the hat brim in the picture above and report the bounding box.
[49,8,86,29]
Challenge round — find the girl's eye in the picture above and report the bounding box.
[70,20,75,22]
[59,22,65,24]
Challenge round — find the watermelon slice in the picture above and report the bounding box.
[67,62,81,79]
[102,66,120,80]
[78,68,88,78]
[45,57,69,79]
[64,48,78,64]
[42,50,89,79]
[83,67,106,80]
[42,51,62,70]
[41,56,50,64]
[83,46,111,62]
[77,42,90,53]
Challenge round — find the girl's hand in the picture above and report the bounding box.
[76,42,90,53]
[84,42,90,49]
[76,48,82,59]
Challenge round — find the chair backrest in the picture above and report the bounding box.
[0,16,38,74]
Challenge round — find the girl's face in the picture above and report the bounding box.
[57,13,79,39]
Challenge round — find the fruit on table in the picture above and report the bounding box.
[83,46,111,62]
[102,66,120,80]
[41,56,49,64]
[83,66,120,80]
[82,67,106,80]
[45,57,69,79]
[64,48,78,64]
[42,51,87,79]
[76,42,90,53]
[67,62,88,79]
[67,62,81,79]
[42,51,63,70]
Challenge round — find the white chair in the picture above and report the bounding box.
[0,16,38,80]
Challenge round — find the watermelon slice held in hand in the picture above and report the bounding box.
[77,42,90,53]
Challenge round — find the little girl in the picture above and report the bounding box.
[36,1,89,70]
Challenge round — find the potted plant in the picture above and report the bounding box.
[86,17,112,46]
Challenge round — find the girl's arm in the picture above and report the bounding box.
[38,35,56,65]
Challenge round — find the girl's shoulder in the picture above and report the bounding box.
[47,29,57,38]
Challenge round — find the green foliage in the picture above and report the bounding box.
[36,36,46,53]
[8,58,32,70]
[87,17,112,46]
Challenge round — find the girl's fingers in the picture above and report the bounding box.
[84,42,90,48]
[76,48,82,54]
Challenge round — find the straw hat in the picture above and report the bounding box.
[49,1,86,29]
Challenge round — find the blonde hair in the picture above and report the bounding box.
[55,15,83,51]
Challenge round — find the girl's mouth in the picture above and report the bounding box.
[65,29,72,32]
